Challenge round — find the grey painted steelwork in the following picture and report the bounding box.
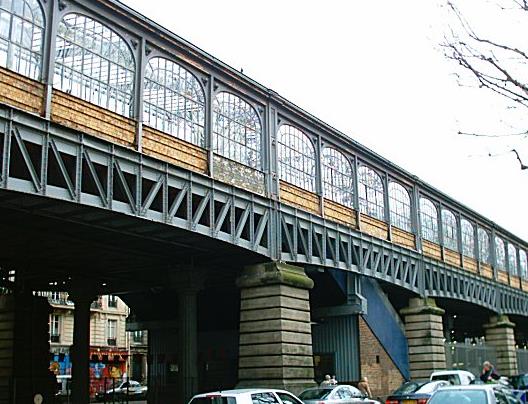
[0,106,527,316]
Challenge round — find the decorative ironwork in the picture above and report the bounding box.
[508,244,518,276]
[520,250,528,279]
[143,57,205,146]
[388,181,411,231]
[478,228,490,264]
[277,125,315,192]
[420,197,438,243]
[0,0,44,80]
[442,209,458,251]
[322,147,353,206]
[461,219,475,258]
[54,13,135,117]
[358,165,384,220]
[213,92,261,169]
[496,237,506,271]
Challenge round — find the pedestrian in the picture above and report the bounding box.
[358,376,372,398]
[330,375,338,385]
[320,374,332,387]
[480,361,500,383]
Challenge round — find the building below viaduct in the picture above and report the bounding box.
[0,0,527,403]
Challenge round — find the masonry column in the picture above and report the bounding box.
[236,261,316,394]
[401,297,446,379]
[484,315,518,376]
[69,290,95,404]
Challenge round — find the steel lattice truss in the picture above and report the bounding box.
[1,106,527,315]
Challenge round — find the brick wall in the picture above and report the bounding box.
[359,316,404,399]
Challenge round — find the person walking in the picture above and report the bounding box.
[358,376,372,398]
[320,375,332,387]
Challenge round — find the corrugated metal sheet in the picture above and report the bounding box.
[312,315,360,382]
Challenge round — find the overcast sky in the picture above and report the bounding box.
[121,0,528,241]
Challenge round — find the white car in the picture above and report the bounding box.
[430,370,475,385]
[188,388,304,404]
[428,385,519,404]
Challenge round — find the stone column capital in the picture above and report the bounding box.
[484,314,515,330]
[236,261,313,290]
[400,297,445,316]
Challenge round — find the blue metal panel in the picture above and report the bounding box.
[312,315,360,382]
[361,277,410,379]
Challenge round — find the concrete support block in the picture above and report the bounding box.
[237,262,316,394]
[401,297,446,379]
[484,315,518,376]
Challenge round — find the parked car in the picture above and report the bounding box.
[188,389,303,404]
[385,380,450,404]
[95,380,146,401]
[428,385,522,404]
[299,385,380,403]
[430,370,475,385]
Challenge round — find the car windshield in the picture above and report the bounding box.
[298,389,333,400]
[393,381,425,395]
[189,398,237,404]
[429,389,487,404]
[511,374,528,389]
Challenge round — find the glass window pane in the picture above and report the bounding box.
[461,219,475,258]
[478,228,490,264]
[420,197,438,243]
[277,125,316,191]
[508,244,518,276]
[495,237,506,270]
[442,209,458,251]
[322,147,353,207]
[358,166,385,220]
[389,181,411,231]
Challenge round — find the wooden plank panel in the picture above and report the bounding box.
[51,91,136,148]
[462,256,478,274]
[481,264,493,279]
[510,276,521,289]
[360,214,388,240]
[422,240,442,260]
[279,181,319,214]
[497,270,509,284]
[392,227,415,250]
[323,198,357,228]
[0,67,44,115]
[521,279,528,292]
[143,126,207,174]
[444,248,461,267]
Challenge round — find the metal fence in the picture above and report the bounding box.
[517,349,528,374]
[445,341,497,377]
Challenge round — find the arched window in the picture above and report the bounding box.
[419,197,438,243]
[54,14,135,116]
[213,92,261,168]
[495,237,506,270]
[520,250,528,279]
[143,57,205,147]
[461,219,475,258]
[322,147,353,206]
[508,244,518,276]
[478,228,490,264]
[388,181,411,231]
[358,166,385,220]
[442,209,458,251]
[277,125,315,191]
[0,0,44,79]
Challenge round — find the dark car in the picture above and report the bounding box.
[385,380,450,404]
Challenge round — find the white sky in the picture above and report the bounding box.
[121,0,528,241]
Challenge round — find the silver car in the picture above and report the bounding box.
[299,385,380,404]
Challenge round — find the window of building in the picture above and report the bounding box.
[54,13,135,116]
[50,314,60,343]
[358,165,385,220]
[322,147,353,207]
[144,57,205,146]
[277,125,316,192]
[0,0,44,80]
[107,319,117,346]
[520,250,528,279]
[388,181,412,232]
[213,91,261,168]
[133,330,143,343]
[461,219,475,258]
[419,197,438,243]
[495,237,506,270]
[508,244,518,276]
[50,291,60,301]
[442,209,458,251]
[108,295,118,308]
[478,228,490,264]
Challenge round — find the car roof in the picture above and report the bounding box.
[193,388,293,397]
[438,385,494,391]
[431,370,474,376]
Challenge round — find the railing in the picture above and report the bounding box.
[517,349,528,374]
[445,341,497,377]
